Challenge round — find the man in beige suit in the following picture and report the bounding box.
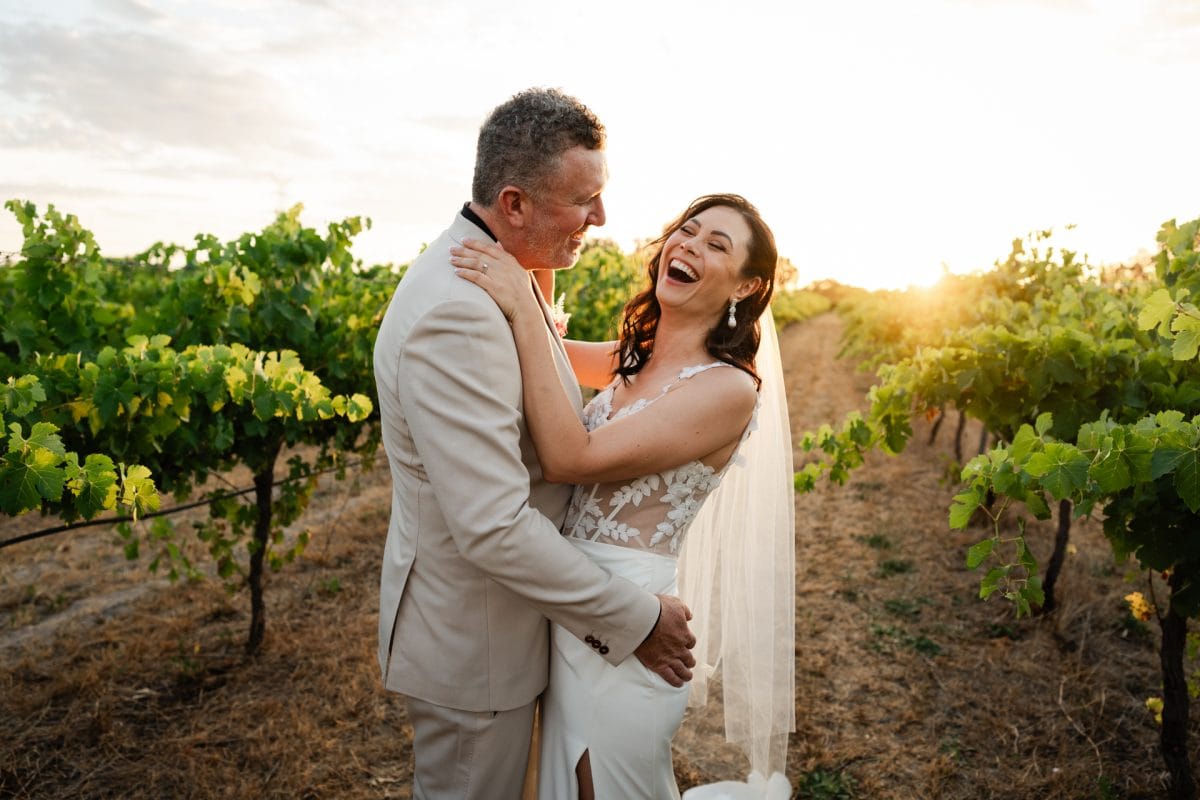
[373,88,697,799]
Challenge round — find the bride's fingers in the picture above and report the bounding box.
[461,240,521,275]
[459,237,506,259]
[450,247,510,276]
[448,246,478,263]
[448,253,489,274]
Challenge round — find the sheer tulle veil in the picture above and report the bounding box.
[677,306,796,789]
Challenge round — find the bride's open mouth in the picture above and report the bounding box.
[666,259,698,284]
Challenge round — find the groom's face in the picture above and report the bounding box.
[522,146,607,270]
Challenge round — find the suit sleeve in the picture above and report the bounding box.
[396,297,660,664]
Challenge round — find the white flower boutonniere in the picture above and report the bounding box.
[551,294,571,338]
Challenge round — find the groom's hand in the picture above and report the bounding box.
[634,594,697,687]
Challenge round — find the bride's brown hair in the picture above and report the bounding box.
[616,194,778,388]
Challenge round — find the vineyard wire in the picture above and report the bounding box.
[0,458,367,550]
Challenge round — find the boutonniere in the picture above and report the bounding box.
[551,294,571,337]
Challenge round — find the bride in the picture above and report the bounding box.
[451,193,795,799]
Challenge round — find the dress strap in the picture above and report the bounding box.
[605,362,732,422]
[654,361,732,397]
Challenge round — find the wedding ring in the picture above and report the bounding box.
[482,262,489,274]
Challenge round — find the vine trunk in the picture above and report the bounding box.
[1162,574,1196,800]
[1039,499,1072,614]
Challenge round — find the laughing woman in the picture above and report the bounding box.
[452,193,795,800]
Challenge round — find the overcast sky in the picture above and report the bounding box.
[2,0,1198,289]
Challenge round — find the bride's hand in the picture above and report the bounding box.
[450,238,536,323]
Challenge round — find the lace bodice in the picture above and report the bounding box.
[561,363,756,557]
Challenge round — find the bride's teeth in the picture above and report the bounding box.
[670,259,698,281]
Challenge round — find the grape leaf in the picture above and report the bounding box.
[66,453,120,518]
[966,538,995,569]
[1025,442,1090,500]
[1138,288,1176,333]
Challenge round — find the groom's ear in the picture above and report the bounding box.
[496,185,530,229]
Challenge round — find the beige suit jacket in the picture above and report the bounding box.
[374,211,660,712]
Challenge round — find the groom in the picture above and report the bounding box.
[373,88,697,798]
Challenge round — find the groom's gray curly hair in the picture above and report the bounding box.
[472,87,606,206]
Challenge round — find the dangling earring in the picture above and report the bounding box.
[727,298,738,329]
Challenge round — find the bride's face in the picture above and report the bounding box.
[657,205,760,319]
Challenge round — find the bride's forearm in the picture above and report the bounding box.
[564,339,619,391]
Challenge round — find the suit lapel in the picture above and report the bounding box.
[528,274,584,416]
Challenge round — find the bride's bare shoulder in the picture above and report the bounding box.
[684,363,758,414]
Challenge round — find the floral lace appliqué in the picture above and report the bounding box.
[561,363,754,557]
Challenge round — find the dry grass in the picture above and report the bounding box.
[0,312,1183,799]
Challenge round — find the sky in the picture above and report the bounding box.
[1,0,1199,291]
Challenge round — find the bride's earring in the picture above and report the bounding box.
[727,298,738,329]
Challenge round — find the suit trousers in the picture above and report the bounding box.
[406,695,537,800]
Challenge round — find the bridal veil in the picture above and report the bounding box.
[677,306,796,790]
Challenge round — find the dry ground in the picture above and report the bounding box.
[0,312,1181,799]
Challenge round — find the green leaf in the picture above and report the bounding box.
[11,421,67,459]
[1025,575,1045,608]
[793,463,821,494]
[949,487,983,529]
[120,464,160,515]
[252,388,278,420]
[1017,538,1039,574]
[1174,443,1200,513]
[1022,489,1051,520]
[1025,442,1090,500]
[990,459,1022,496]
[966,538,995,569]
[67,453,120,518]
[882,416,912,454]
[346,392,373,422]
[1009,424,1040,465]
[980,567,1005,599]
[1152,446,1187,480]
[1171,315,1200,360]
[1091,444,1134,493]
[0,442,65,513]
[3,374,47,417]
[1138,288,1176,332]
[1034,412,1054,437]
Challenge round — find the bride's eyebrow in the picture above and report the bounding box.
[683,217,733,246]
[685,218,730,239]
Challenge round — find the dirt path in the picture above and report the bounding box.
[0,312,1177,799]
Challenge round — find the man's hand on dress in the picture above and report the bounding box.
[634,594,696,687]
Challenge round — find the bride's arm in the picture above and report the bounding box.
[452,238,755,485]
[532,268,618,390]
[531,268,554,306]
[564,339,618,391]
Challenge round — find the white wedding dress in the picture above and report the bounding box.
[538,362,754,799]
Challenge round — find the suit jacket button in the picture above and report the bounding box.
[590,640,600,649]
[599,645,609,655]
